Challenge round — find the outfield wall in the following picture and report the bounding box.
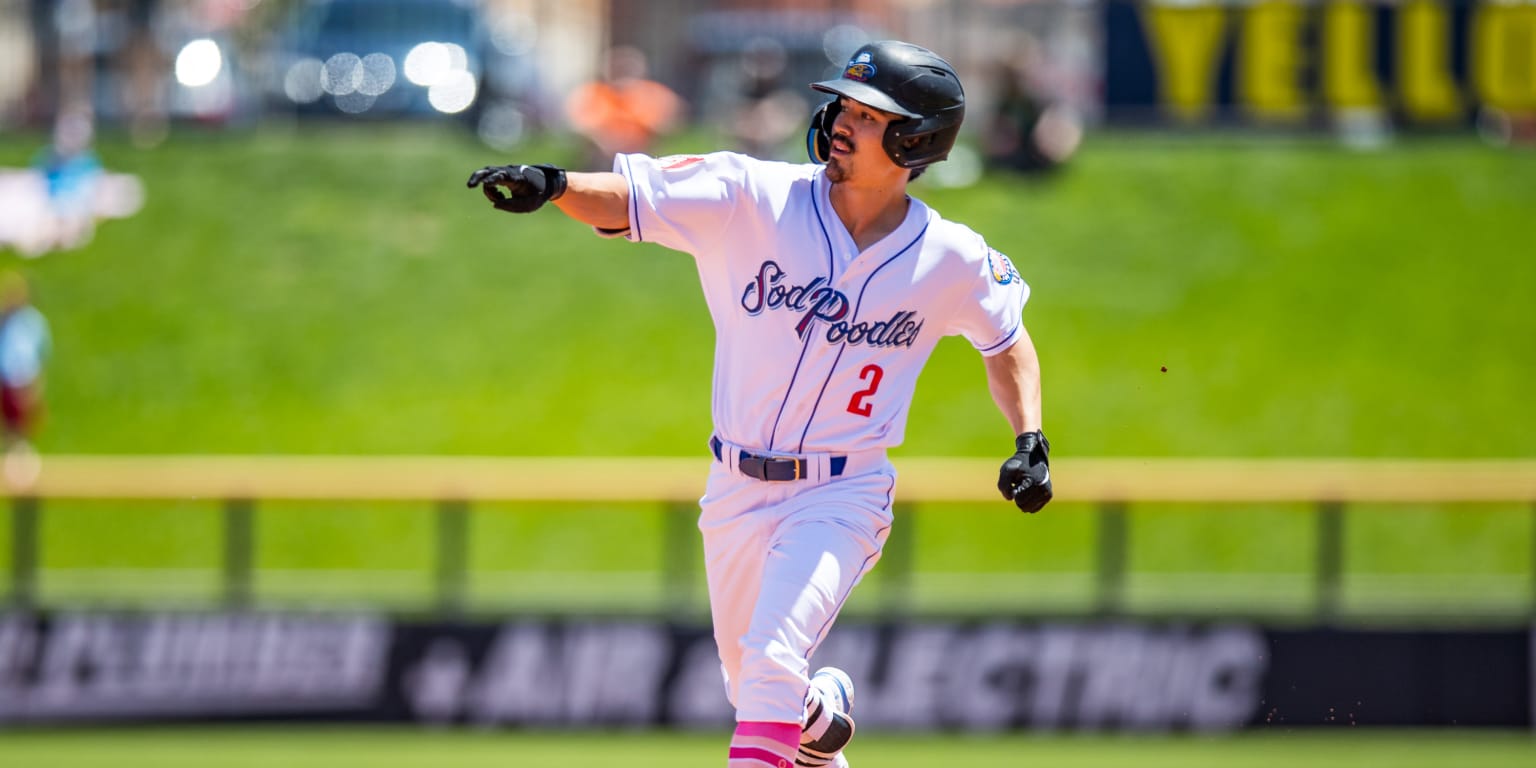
[0,612,1529,731]
[2,458,1533,731]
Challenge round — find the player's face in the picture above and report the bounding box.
[825,97,905,186]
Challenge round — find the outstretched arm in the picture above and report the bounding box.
[987,326,1052,513]
[983,326,1043,436]
[466,164,630,232]
[553,171,630,232]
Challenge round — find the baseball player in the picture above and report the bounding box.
[468,40,1052,768]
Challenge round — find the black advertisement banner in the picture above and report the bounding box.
[0,612,1529,730]
[1103,0,1536,125]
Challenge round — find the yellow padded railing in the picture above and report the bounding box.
[2,455,1533,503]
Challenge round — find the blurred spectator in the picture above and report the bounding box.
[33,105,104,244]
[0,106,145,257]
[0,271,50,487]
[726,37,809,160]
[982,41,1082,176]
[32,0,98,124]
[121,0,169,146]
[1479,107,1536,148]
[564,45,684,169]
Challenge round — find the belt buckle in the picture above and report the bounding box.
[742,452,802,482]
[781,457,800,481]
[758,455,797,482]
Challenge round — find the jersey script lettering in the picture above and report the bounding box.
[740,260,923,348]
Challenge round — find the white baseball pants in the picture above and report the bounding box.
[699,440,895,724]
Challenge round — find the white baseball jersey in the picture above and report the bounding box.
[609,151,1030,455]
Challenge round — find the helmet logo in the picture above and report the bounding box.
[843,52,876,82]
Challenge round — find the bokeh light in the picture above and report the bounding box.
[283,57,325,103]
[358,53,397,97]
[488,11,535,56]
[404,42,450,86]
[477,103,526,150]
[174,38,223,87]
[334,90,376,114]
[822,25,869,66]
[322,52,364,96]
[428,69,477,114]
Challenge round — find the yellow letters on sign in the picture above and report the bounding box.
[1323,1,1382,110]
[1143,3,1229,121]
[1399,0,1463,122]
[1239,0,1308,121]
[1139,0,1534,125]
[1473,3,1536,111]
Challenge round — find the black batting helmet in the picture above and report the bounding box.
[806,40,966,169]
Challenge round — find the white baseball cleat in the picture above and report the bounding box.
[798,667,855,767]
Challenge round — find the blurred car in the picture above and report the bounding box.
[265,0,492,120]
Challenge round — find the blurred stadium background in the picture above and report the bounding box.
[1,0,1535,765]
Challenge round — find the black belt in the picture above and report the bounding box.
[711,436,847,481]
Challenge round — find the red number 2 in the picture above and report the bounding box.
[846,364,884,417]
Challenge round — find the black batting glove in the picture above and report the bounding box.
[466,163,568,213]
[998,430,1052,513]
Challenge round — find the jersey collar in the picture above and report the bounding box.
[813,169,931,269]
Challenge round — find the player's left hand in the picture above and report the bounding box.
[466,163,567,213]
[998,430,1052,513]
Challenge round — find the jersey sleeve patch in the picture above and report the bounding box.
[987,248,1019,285]
[657,155,705,171]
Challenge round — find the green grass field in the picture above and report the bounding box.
[0,728,1533,768]
[0,124,1533,618]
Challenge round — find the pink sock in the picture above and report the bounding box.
[727,721,800,768]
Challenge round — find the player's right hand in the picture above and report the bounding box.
[998,430,1052,513]
[466,164,567,213]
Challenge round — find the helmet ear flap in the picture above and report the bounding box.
[806,100,840,164]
